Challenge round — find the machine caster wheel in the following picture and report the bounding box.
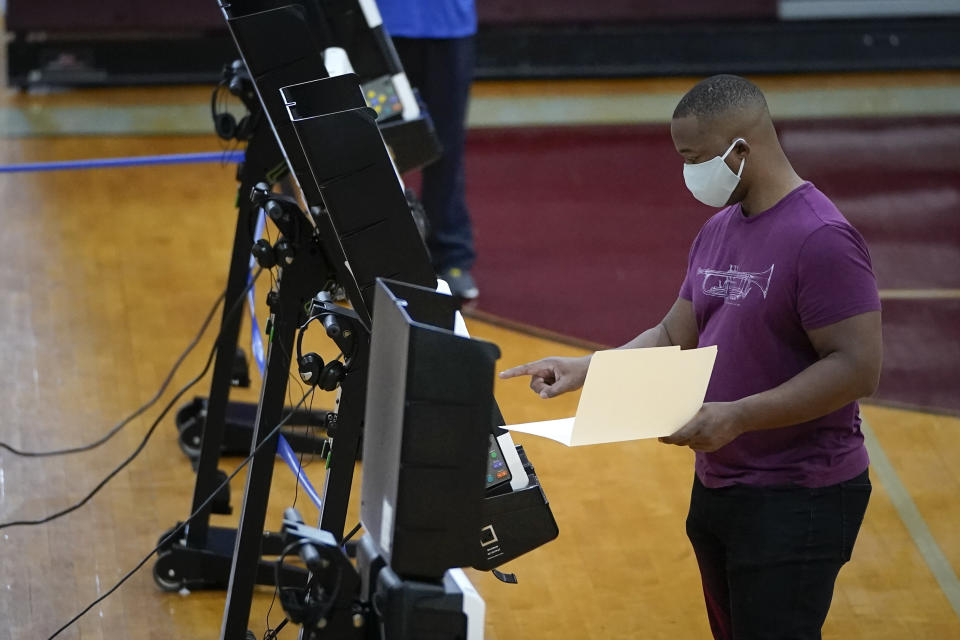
[156,524,184,551]
[176,398,207,459]
[153,552,183,592]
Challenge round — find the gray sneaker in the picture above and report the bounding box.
[440,267,479,299]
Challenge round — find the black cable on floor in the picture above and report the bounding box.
[0,288,227,457]
[0,269,264,532]
[46,387,316,640]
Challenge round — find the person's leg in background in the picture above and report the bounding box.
[393,35,478,298]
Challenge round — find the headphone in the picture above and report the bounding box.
[296,315,347,392]
[275,540,342,629]
[251,237,296,270]
[210,61,259,142]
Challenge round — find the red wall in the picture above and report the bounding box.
[7,0,777,33]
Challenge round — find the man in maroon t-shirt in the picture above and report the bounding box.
[500,75,882,639]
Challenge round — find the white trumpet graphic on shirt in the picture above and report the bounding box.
[697,264,774,304]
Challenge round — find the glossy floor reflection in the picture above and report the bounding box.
[1,75,959,640]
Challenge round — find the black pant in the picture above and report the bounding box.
[392,35,476,272]
[686,469,871,640]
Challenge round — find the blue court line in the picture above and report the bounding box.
[247,209,324,512]
[0,151,245,173]
[0,147,323,510]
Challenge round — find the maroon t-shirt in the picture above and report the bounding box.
[679,182,881,488]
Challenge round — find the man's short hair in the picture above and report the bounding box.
[672,74,768,121]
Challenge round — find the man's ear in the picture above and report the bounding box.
[734,139,750,159]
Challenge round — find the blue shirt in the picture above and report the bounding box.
[377,0,477,38]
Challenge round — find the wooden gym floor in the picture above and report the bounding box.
[1,73,960,639]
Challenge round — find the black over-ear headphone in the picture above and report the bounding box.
[296,315,347,392]
[275,538,340,629]
[210,60,257,142]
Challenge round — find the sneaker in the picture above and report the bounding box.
[440,267,479,300]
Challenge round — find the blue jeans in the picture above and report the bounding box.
[686,469,871,640]
[393,36,477,272]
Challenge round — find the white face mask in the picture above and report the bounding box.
[682,138,746,207]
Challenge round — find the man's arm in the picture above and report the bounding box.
[498,297,698,398]
[620,297,699,351]
[661,311,882,451]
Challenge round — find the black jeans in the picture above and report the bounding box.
[392,35,477,273]
[686,469,871,640]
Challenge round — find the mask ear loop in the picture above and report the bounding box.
[722,138,747,177]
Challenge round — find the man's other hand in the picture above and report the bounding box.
[498,355,591,399]
[659,402,746,452]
